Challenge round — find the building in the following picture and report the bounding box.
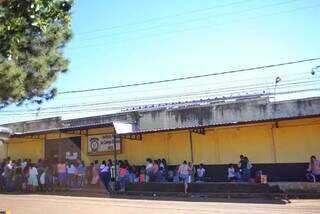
[2,96,320,181]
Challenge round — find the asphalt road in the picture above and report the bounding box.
[0,194,319,214]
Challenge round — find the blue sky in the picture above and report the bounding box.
[1,0,320,123]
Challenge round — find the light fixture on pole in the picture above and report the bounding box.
[274,76,282,102]
[311,66,320,75]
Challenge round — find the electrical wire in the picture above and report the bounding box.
[77,0,301,42]
[53,73,318,101]
[68,3,320,51]
[0,87,319,117]
[1,78,319,115]
[77,0,254,36]
[58,57,320,94]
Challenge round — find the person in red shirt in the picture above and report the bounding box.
[119,163,128,191]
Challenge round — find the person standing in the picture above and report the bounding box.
[99,160,111,194]
[21,159,27,171]
[245,156,253,181]
[188,162,196,183]
[77,161,86,187]
[152,160,160,182]
[14,162,23,191]
[57,161,66,187]
[91,160,100,185]
[239,155,249,182]
[145,159,153,183]
[4,160,14,192]
[44,165,54,192]
[178,160,192,194]
[28,164,38,192]
[307,155,320,182]
[66,162,77,188]
[119,162,129,191]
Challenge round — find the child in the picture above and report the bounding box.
[228,164,236,182]
[196,164,206,182]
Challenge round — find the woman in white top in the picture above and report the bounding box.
[99,160,111,194]
[28,164,38,192]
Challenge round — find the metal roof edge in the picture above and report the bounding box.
[118,113,320,135]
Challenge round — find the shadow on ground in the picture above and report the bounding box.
[0,191,288,205]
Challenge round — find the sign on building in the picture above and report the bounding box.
[88,134,121,155]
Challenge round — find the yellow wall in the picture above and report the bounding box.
[5,117,320,165]
[0,143,7,160]
[7,138,44,162]
[216,125,274,164]
[273,123,320,163]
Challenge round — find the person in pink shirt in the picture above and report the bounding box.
[119,163,128,191]
[91,160,100,185]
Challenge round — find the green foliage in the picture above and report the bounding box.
[0,0,73,108]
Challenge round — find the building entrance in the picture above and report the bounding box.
[45,137,81,163]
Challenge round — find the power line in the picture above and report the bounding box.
[68,2,320,51]
[76,0,301,43]
[0,60,318,116]
[56,77,320,107]
[65,72,314,96]
[53,71,311,102]
[77,0,253,36]
[2,78,319,114]
[1,87,319,117]
[58,57,320,95]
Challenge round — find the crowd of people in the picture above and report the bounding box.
[227,155,253,182]
[228,154,320,184]
[1,154,318,193]
[111,158,207,192]
[0,157,207,193]
[0,157,87,192]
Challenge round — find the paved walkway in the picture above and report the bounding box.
[0,194,319,214]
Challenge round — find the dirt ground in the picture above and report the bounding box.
[0,194,319,214]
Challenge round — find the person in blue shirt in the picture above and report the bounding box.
[77,160,86,187]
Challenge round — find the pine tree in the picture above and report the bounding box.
[0,0,73,108]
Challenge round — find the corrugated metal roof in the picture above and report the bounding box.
[11,113,320,137]
[12,121,115,137]
[117,113,320,135]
